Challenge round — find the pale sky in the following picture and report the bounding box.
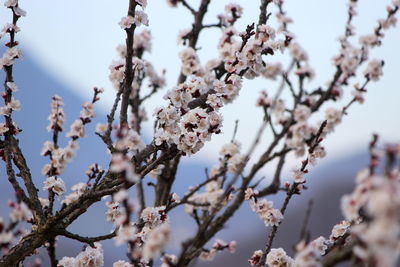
[1,0,399,173]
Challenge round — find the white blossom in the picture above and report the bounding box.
[292,168,305,183]
[115,224,137,245]
[329,220,351,241]
[249,250,263,266]
[364,59,384,81]
[119,16,135,29]
[47,95,65,132]
[142,223,170,261]
[141,206,166,228]
[6,81,18,92]
[7,98,21,111]
[66,119,85,138]
[134,10,149,27]
[110,153,139,182]
[113,261,133,267]
[74,242,104,267]
[10,202,32,222]
[58,257,75,267]
[43,176,66,196]
[266,248,294,267]
[0,123,9,135]
[4,0,17,8]
[294,105,311,122]
[95,123,108,133]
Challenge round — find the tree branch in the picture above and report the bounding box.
[120,1,138,127]
[59,229,118,247]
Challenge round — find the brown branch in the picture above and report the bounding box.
[1,4,44,225]
[202,23,221,29]
[59,229,118,247]
[298,199,313,243]
[342,78,369,115]
[0,231,47,267]
[282,72,297,99]
[257,0,272,26]
[120,1,138,127]
[258,150,287,197]
[153,0,212,213]
[272,60,296,107]
[97,89,124,153]
[8,136,44,224]
[3,145,30,206]
[46,238,57,267]
[166,166,225,212]
[154,154,181,206]
[322,242,353,267]
[180,0,196,15]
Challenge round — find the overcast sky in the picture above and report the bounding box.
[1,0,399,175]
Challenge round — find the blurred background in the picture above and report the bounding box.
[0,0,399,266]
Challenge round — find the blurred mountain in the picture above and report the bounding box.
[0,52,367,266]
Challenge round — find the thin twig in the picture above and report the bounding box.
[59,229,118,247]
[180,0,196,15]
[298,199,313,243]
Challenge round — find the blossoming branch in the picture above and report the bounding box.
[0,0,399,266]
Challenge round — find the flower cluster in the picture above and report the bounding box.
[248,250,263,266]
[265,248,293,267]
[118,1,148,30]
[262,236,329,267]
[113,205,170,264]
[0,47,22,69]
[199,239,236,261]
[363,59,384,81]
[184,180,228,215]
[4,0,26,17]
[142,223,170,261]
[0,94,20,119]
[332,0,396,90]
[153,4,300,156]
[112,260,134,267]
[109,31,165,97]
[110,153,138,183]
[43,176,66,196]
[179,47,202,76]
[61,182,87,206]
[154,100,223,155]
[109,126,143,183]
[256,90,272,107]
[67,100,96,139]
[41,139,79,176]
[39,89,102,217]
[221,3,243,26]
[341,157,400,265]
[329,220,350,241]
[58,243,104,267]
[246,188,283,227]
[0,0,399,266]
[218,142,246,174]
[47,95,65,132]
